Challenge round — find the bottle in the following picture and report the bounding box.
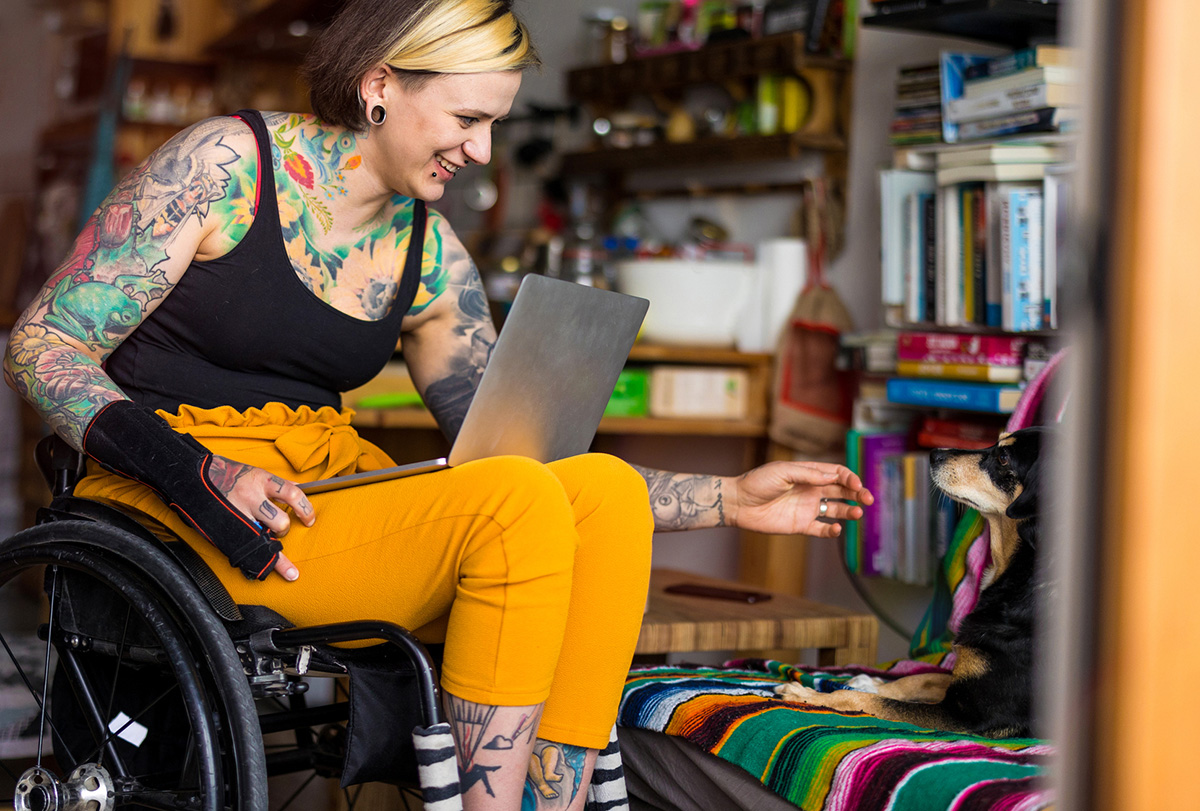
[562,221,610,289]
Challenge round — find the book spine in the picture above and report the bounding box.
[944,83,1051,124]
[861,433,909,577]
[904,192,922,322]
[844,428,863,573]
[886,378,1018,413]
[922,416,1004,441]
[985,183,1004,327]
[922,192,937,322]
[917,430,997,450]
[940,185,963,327]
[1000,194,1014,330]
[957,107,1074,141]
[903,453,919,584]
[972,187,988,327]
[1011,190,1045,331]
[896,332,1028,365]
[1043,172,1069,330]
[961,185,974,323]
[896,359,1023,383]
[940,51,992,143]
[964,47,1040,81]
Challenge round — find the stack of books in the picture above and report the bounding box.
[889,62,943,146]
[887,330,1029,414]
[845,428,957,585]
[944,45,1080,142]
[878,143,1072,332]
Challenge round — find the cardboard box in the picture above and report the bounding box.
[649,367,749,419]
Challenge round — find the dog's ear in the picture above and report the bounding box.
[1005,450,1042,520]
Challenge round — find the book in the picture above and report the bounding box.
[903,191,926,323]
[964,65,1079,99]
[860,431,910,576]
[957,106,1078,141]
[897,331,1028,365]
[970,185,987,325]
[921,191,937,323]
[939,51,993,143]
[964,44,1077,81]
[1042,167,1072,330]
[844,428,864,572]
[916,430,996,450]
[936,161,1051,186]
[1007,187,1044,332]
[921,415,1005,443]
[896,358,1024,383]
[937,184,963,326]
[960,184,975,322]
[945,82,1080,124]
[935,142,1068,169]
[880,169,936,313]
[886,377,1024,413]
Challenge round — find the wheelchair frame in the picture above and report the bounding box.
[0,436,457,811]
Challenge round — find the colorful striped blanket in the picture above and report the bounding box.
[616,352,1069,810]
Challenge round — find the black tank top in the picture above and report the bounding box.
[107,110,426,413]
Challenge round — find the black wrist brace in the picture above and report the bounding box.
[83,400,282,580]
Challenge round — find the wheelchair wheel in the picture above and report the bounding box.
[0,520,268,810]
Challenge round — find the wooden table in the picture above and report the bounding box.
[637,569,879,666]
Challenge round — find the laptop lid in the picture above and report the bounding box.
[448,274,648,465]
[299,275,647,494]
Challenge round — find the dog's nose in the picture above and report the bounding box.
[930,449,951,468]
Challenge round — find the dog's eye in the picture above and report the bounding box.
[997,450,1010,467]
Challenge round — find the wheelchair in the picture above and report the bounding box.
[0,436,458,811]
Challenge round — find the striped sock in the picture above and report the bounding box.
[585,725,629,811]
[413,723,462,811]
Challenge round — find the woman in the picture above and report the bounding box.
[3,0,871,808]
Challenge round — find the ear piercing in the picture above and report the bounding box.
[370,105,387,125]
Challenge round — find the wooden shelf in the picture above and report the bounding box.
[561,131,845,177]
[567,31,852,103]
[862,0,1060,47]
[350,343,774,438]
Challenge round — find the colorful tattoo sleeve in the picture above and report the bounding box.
[2,117,254,447]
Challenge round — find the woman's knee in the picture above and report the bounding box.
[455,455,580,568]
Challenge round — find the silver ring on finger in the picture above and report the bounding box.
[818,498,829,517]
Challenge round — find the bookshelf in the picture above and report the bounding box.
[849,10,1071,585]
[862,0,1059,47]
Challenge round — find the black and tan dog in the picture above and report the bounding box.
[776,426,1050,739]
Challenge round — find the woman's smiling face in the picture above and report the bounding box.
[365,70,521,201]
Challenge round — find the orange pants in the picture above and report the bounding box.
[74,403,654,749]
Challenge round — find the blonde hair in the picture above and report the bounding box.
[304,0,540,130]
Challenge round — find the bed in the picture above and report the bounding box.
[612,353,1067,811]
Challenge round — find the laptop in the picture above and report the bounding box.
[299,274,649,494]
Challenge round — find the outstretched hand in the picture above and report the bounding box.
[729,461,873,539]
[205,456,315,581]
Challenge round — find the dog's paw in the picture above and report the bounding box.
[774,682,822,703]
[846,674,885,693]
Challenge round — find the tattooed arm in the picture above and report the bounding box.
[632,462,874,538]
[399,211,495,441]
[3,117,312,577]
[3,116,257,447]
